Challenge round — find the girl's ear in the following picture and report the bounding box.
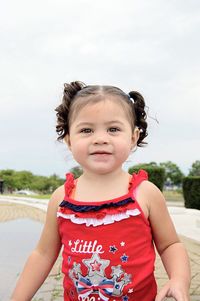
[64,135,71,150]
[131,127,140,149]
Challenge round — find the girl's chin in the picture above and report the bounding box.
[82,165,122,175]
[89,153,112,161]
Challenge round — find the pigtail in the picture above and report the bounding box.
[128,91,148,147]
[55,81,86,140]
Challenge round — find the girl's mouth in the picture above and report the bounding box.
[90,151,112,155]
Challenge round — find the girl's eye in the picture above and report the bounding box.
[80,128,92,133]
[108,127,120,132]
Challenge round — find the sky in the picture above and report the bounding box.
[0,0,200,177]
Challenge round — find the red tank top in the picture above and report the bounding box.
[57,170,157,301]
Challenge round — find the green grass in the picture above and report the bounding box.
[4,193,51,199]
[163,190,184,202]
[31,194,51,199]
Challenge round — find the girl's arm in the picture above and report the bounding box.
[139,181,191,301]
[10,186,64,301]
[156,242,190,301]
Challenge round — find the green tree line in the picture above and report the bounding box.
[0,160,199,194]
[0,170,64,194]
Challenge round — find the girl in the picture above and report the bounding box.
[11,81,190,301]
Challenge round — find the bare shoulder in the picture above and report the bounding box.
[41,184,65,232]
[136,180,166,218]
[48,184,65,211]
[51,184,65,201]
[138,180,164,199]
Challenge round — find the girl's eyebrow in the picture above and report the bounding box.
[106,120,124,125]
[76,122,93,127]
[76,120,124,128]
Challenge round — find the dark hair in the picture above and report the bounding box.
[55,81,148,147]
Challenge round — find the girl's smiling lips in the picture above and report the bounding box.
[90,151,112,155]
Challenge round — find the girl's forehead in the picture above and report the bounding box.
[73,99,128,120]
[69,97,135,131]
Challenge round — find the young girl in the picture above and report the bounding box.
[11,81,190,301]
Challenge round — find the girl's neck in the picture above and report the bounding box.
[79,168,128,184]
[72,168,131,202]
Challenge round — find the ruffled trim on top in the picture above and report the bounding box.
[129,169,148,192]
[59,197,134,212]
[64,173,75,197]
[58,198,136,219]
[57,208,141,227]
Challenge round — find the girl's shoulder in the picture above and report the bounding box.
[137,179,164,196]
[51,184,65,199]
[135,180,166,219]
[137,179,166,204]
[49,184,65,209]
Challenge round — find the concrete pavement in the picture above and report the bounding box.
[168,204,200,243]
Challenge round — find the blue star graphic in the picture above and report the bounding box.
[109,245,118,253]
[120,253,129,263]
[122,295,129,301]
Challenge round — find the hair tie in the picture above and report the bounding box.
[127,93,134,103]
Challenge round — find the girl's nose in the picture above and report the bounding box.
[93,133,109,144]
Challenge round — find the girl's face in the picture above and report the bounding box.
[66,99,139,175]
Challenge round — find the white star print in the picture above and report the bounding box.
[83,253,110,277]
[111,265,124,277]
[120,241,125,246]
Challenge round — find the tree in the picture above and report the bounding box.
[0,169,65,194]
[159,161,184,186]
[0,169,16,192]
[128,162,158,170]
[128,163,165,191]
[29,174,64,193]
[14,171,34,190]
[188,160,200,176]
[70,166,83,178]
[29,176,50,193]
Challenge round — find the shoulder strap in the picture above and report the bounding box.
[129,169,148,194]
[64,173,75,199]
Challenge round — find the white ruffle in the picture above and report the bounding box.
[57,209,141,227]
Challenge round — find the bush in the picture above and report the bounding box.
[182,176,200,210]
[70,166,83,178]
[128,164,165,191]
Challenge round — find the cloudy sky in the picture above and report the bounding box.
[0,0,200,177]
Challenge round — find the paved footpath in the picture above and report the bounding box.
[0,196,200,301]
